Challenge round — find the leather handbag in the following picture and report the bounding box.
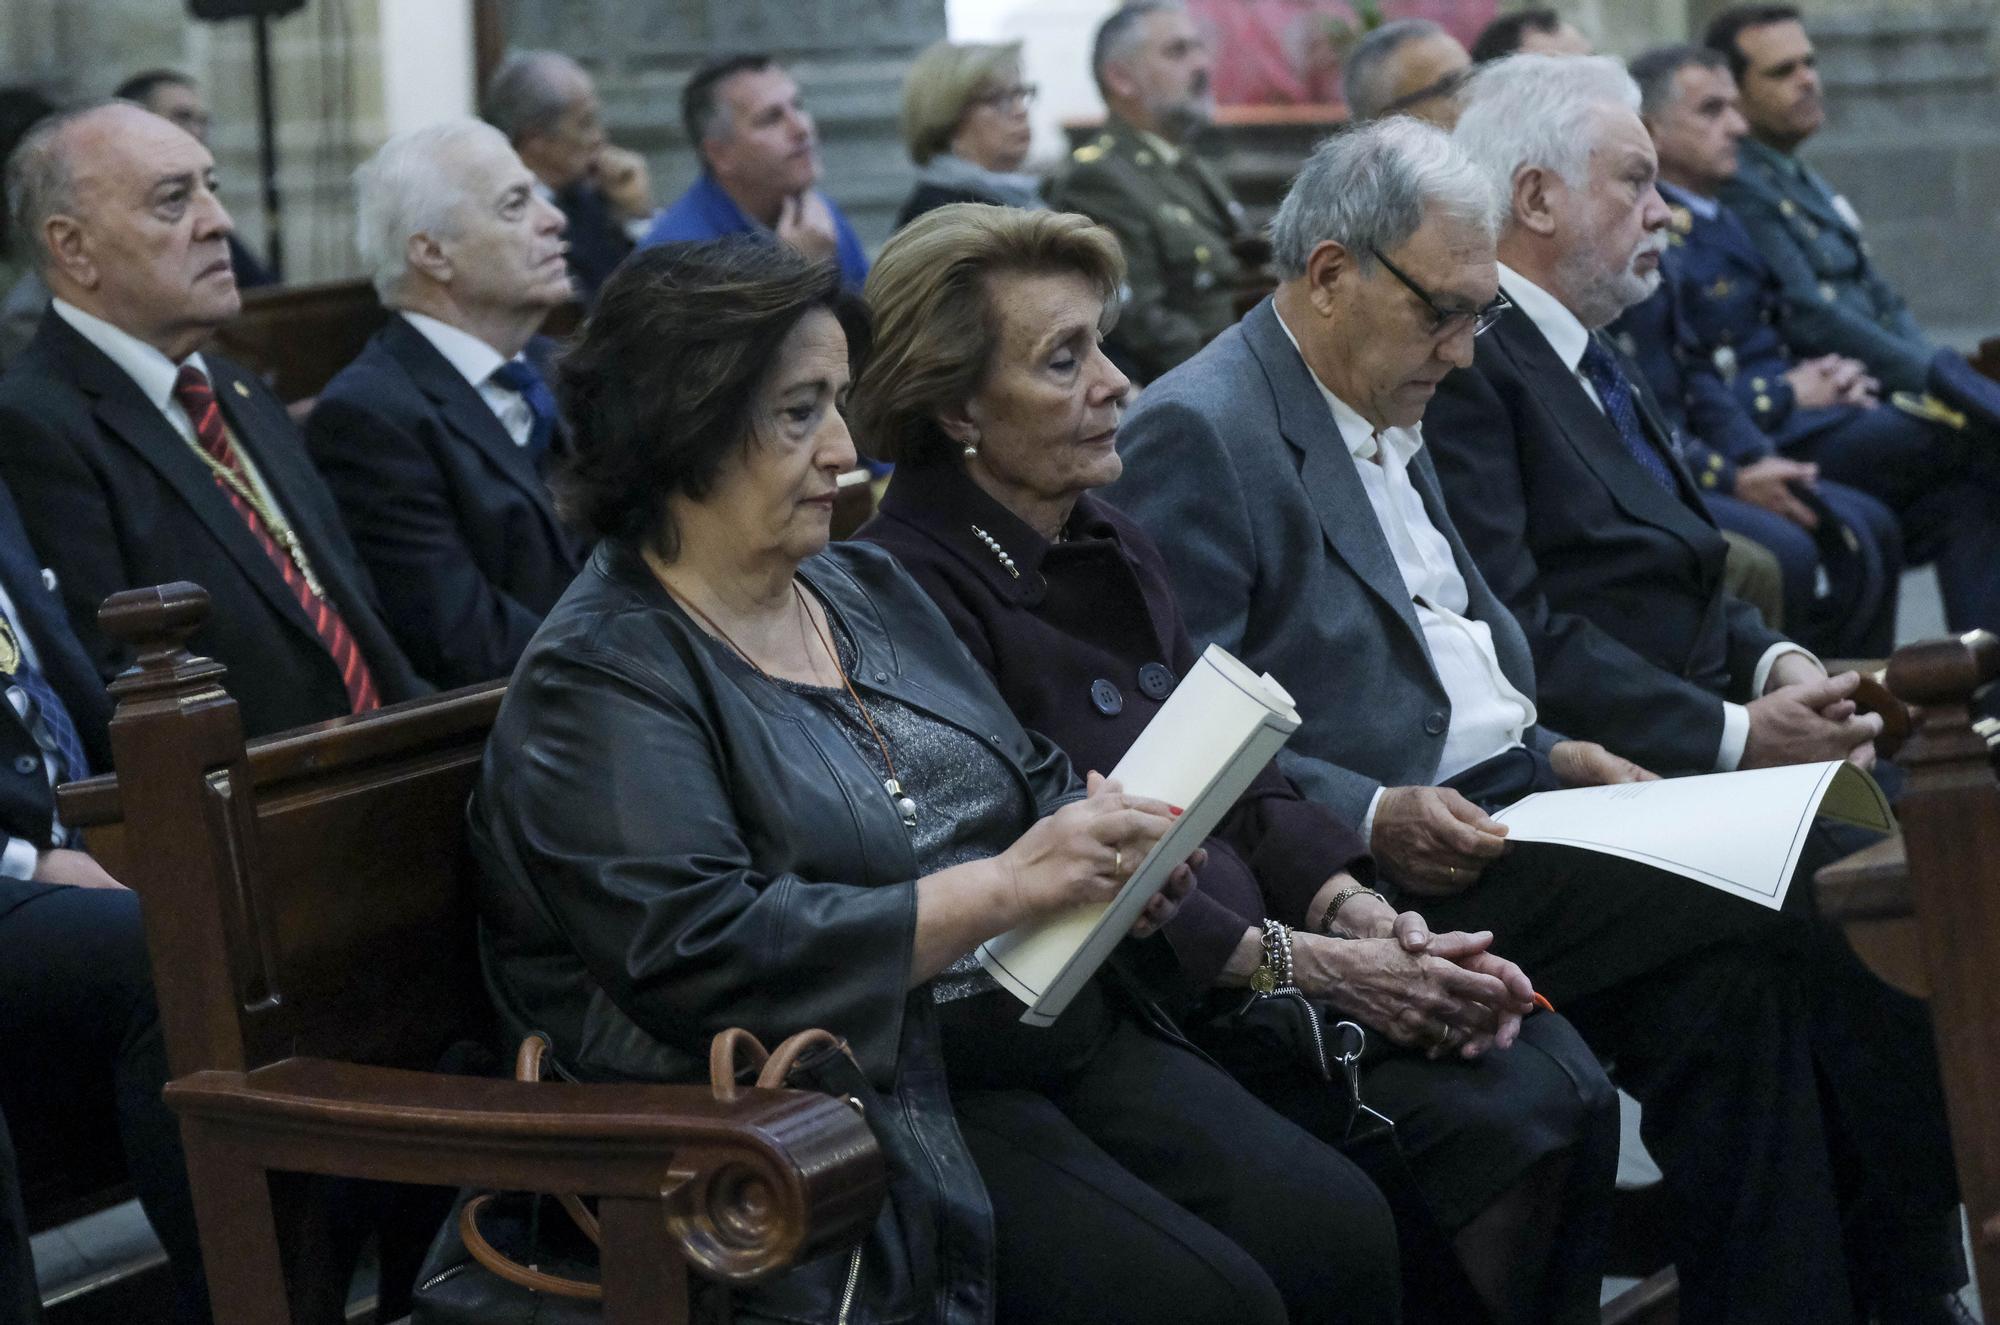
[411,1028,871,1325]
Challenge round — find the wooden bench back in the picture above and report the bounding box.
[60,583,504,1081]
[206,279,588,405]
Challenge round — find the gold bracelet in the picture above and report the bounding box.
[1316,884,1386,938]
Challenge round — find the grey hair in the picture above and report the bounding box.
[1269,116,1502,280]
[1452,53,1640,196]
[1628,44,1730,119]
[1343,19,1448,121]
[1091,1,1177,97]
[482,50,587,143]
[4,99,122,277]
[354,118,511,302]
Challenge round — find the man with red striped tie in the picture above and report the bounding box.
[0,100,423,738]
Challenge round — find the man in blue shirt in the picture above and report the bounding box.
[644,54,870,290]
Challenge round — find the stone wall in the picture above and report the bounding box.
[1803,4,2000,344]
[501,0,947,251]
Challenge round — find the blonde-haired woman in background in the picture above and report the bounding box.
[896,40,1045,228]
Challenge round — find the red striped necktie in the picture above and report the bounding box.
[171,364,380,714]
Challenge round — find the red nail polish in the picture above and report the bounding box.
[1169,805,1184,816]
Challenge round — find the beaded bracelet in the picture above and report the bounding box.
[1251,917,1294,993]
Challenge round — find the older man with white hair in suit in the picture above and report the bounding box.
[1106,114,1966,1324]
[307,120,582,690]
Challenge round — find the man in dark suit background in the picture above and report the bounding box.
[1107,113,1964,1324]
[0,477,205,1325]
[1429,54,1875,778]
[308,120,581,689]
[0,100,423,739]
[112,69,276,290]
[483,51,653,305]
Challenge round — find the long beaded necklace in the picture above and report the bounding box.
[662,574,919,830]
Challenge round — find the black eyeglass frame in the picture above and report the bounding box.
[1367,245,1513,339]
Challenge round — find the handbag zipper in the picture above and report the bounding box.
[1275,987,1332,1079]
[836,1244,864,1325]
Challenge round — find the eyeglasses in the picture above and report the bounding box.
[1368,246,1512,339]
[1377,67,1471,118]
[972,83,1039,110]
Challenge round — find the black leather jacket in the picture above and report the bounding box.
[470,538,1081,1324]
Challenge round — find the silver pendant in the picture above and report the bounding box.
[886,777,917,828]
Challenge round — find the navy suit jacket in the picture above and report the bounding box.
[306,317,582,689]
[1425,304,1787,774]
[0,311,425,740]
[0,476,111,868]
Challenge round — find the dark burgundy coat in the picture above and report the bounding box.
[859,460,1373,992]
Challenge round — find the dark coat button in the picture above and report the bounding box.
[14,754,39,775]
[1090,679,1125,716]
[1137,662,1175,701]
[1423,710,1447,736]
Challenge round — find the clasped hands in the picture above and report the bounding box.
[1305,886,1538,1061]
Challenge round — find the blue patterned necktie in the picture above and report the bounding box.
[1578,336,1676,494]
[489,358,557,459]
[0,617,88,782]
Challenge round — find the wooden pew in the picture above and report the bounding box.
[57,583,884,1325]
[1816,629,2000,1317]
[207,280,586,407]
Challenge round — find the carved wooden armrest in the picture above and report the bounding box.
[166,1058,885,1281]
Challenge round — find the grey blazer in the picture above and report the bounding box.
[1104,298,1560,828]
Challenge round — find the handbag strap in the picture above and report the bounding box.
[458,1193,603,1301]
[513,1035,602,1245]
[710,1026,859,1102]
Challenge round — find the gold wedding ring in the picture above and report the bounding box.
[1114,847,1124,877]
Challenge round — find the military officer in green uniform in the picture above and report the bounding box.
[1705,5,2000,437]
[1049,2,1248,382]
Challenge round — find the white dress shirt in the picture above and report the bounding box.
[0,579,61,880]
[1496,264,1817,771]
[398,311,537,449]
[1276,311,1538,840]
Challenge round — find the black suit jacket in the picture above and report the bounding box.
[0,310,425,740]
[556,182,633,304]
[1425,303,1787,774]
[0,475,111,861]
[306,317,582,689]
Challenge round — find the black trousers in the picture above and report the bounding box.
[1783,404,2000,634]
[0,882,206,1325]
[0,1116,37,1325]
[944,990,1401,1325]
[1423,749,1962,1325]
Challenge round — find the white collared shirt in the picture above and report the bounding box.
[398,311,536,449]
[51,298,211,447]
[1275,311,1538,840]
[1495,264,1818,770]
[0,579,61,879]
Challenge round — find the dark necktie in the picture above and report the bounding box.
[489,359,557,459]
[0,616,88,782]
[1578,336,1676,494]
[172,365,381,714]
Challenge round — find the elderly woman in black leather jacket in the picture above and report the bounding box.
[468,238,1401,1325]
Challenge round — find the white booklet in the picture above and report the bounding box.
[1490,760,1893,909]
[978,644,1302,1026]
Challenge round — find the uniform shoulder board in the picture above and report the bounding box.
[1072,139,1109,164]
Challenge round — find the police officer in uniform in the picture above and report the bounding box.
[1610,202,1902,656]
[1706,6,2000,436]
[1049,2,1249,383]
[1633,39,2000,636]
